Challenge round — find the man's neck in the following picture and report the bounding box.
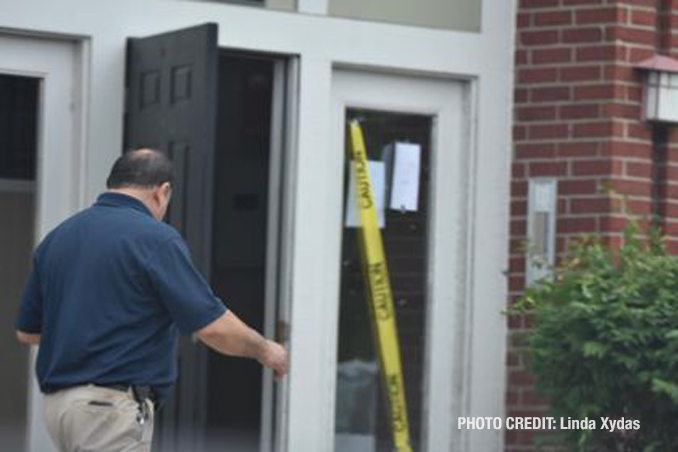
[107,188,155,217]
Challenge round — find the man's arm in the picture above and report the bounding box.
[146,237,288,378]
[197,311,288,380]
[16,330,40,345]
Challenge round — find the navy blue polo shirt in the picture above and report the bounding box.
[15,192,227,398]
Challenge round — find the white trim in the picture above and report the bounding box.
[462,15,515,452]
[460,78,480,451]
[285,57,335,452]
[423,77,476,452]
[275,55,300,452]
[261,56,288,452]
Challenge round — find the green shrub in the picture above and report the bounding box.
[512,221,678,451]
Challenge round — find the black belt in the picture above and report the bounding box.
[46,383,157,405]
[97,383,156,404]
[44,383,158,409]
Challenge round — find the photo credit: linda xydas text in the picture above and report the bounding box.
[457,417,640,432]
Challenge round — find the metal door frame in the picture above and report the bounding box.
[254,52,298,452]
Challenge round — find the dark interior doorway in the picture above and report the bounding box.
[204,52,276,452]
[0,73,39,451]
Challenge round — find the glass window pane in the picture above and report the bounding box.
[0,74,39,180]
[329,0,481,32]
[660,73,671,87]
[335,109,432,452]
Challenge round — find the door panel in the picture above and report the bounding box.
[125,23,219,452]
[125,23,218,273]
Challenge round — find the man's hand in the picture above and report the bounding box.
[257,339,288,381]
[198,311,288,380]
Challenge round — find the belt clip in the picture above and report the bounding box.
[132,386,150,426]
[136,404,148,426]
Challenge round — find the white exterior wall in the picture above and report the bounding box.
[0,0,516,450]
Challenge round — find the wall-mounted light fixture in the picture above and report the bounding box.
[636,55,678,124]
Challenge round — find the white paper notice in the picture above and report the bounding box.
[387,142,421,212]
[345,161,386,229]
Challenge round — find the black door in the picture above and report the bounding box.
[125,23,218,452]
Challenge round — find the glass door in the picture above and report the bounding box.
[335,109,432,452]
[329,69,470,452]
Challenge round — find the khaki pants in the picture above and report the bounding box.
[43,385,154,452]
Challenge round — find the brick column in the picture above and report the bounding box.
[507,1,678,450]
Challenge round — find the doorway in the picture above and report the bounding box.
[125,26,291,451]
[204,51,283,452]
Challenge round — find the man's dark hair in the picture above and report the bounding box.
[106,148,174,189]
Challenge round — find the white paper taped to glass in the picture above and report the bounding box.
[382,142,421,213]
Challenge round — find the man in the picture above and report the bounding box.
[15,148,287,452]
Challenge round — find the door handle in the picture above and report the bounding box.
[276,319,289,344]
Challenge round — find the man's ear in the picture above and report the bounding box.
[161,181,171,197]
[162,182,172,202]
[154,182,170,202]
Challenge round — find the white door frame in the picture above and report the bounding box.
[0,32,88,452]
[332,68,473,452]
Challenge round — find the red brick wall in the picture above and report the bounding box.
[508,0,678,450]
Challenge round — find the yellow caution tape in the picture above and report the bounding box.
[348,120,412,452]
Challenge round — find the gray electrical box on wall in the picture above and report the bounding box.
[526,178,557,286]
